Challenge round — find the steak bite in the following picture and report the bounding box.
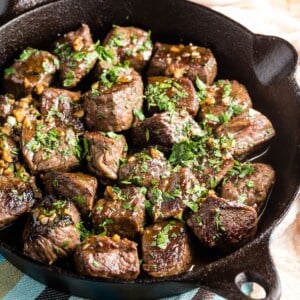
[187,196,257,249]
[39,88,84,133]
[142,220,192,278]
[147,42,217,84]
[21,118,80,173]
[84,65,144,132]
[118,147,171,187]
[23,197,81,265]
[169,134,234,189]
[74,235,140,280]
[215,108,275,158]
[131,110,202,149]
[102,26,153,72]
[147,167,202,222]
[92,185,146,239]
[4,47,59,98]
[198,79,252,128]
[84,131,127,181]
[145,76,199,116]
[54,24,97,88]
[0,176,38,228]
[221,162,275,214]
[42,171,97,216]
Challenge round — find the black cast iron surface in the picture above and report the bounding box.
[0,0,299,299]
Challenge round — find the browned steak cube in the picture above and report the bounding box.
[198,80,252,128]
[187,196,257,249]
[84,131,127,181]
[4,48,59,97]
[221,162,275,214]
[21,118,80,173]
[147,167,201,222]
[39,88,84,133]
[74,235,140,280]
[131,110,202,149]
[23,197,81,265]
[215,108,275,158]
[84,66,143,132]
[54,24,97,88]
[103,26,153,72]
[0,176,38,228]
[92,186,146,239]
[142,220,192,278]
[147,42,217,84]
[42,171,98,216]
[118,147,171,187]
[145,76,199,116]
[169,134,234,189]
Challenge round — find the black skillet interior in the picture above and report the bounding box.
[0,0,299,299]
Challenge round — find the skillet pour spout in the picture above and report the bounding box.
[0,0,299,299]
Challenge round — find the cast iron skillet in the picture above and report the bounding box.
[0,0,299,299]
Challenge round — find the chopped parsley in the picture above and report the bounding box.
[99,218,114,236]
[95,42,115,62]
[76,221,92,241]
[145,78,188,112]
[63,71,76,87]
[19,47,37,61]
[227,161,254,178]
[4,68,16,76]
[195,77,207,101]
[151,221,176,250]
[215,208,226,232]
[246,180,255,188]
[99,62,131,88]
[73,195,86,205]
[133,109,145,121]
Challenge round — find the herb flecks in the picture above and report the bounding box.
[145,78,188,113]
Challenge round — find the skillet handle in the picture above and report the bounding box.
[194,231,281,300]
[0,0,57,26]
[252,34,298,85]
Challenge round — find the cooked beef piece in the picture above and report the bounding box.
[84,66,143,132]
[142,220,192,278]
[147,167,201,222]
[4,48,59,98]
[23,196,81,265]
[0,95,15,123]
[74,235,140,280]
[84,131,127,181]
[53,24,97,88]
[216,108,275,158]
[131,110,202,149]
[118,147,171,187]
[187,195,257,249]
[0,176,38,228]
[147,42,217,84]
[145,77,199,116]
[92,186,146,239]
[102,26,153,72]
[21,118,80,173]
[169,132,234,189]
[42,171,97,216]
[198,80,252,128]
[39,88,84,133]
[221,162,275,214]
